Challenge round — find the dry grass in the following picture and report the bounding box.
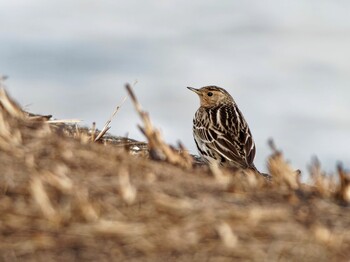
[0,86,349,261]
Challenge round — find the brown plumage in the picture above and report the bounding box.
[188,86,258,172]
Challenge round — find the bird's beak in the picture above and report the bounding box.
[187,87,201,95]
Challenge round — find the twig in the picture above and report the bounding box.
[47,119,82,124]
[94,96,127,142]
[91,122,96,142]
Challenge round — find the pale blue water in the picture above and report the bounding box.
[1,0,350,176]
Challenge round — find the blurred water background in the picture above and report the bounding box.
[1,0,350,176]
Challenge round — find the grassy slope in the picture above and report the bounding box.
[0,88,349,261]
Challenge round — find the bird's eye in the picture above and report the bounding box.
[207,92,213,97]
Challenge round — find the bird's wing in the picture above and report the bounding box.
[194,105,256,168]
[216,125,256,167]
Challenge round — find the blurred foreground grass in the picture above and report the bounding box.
[0,86,349,261]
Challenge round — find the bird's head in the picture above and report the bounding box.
[187,86,234,108]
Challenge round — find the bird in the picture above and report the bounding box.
[187,85,260,173]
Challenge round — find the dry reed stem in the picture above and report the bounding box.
[94,96,127,142]
[0,88,25,119]
[118,166,137,204]
[309,157,336,197]
[337,163,350,204]
[216,222,238,248]
[30,176,58,222]
[125,83,192,169]
[91,121,96,142]
[209,162,232,187]
[268,139,300,189]
[47,119,81,123]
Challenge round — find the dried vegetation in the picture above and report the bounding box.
[0,85,349,261]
